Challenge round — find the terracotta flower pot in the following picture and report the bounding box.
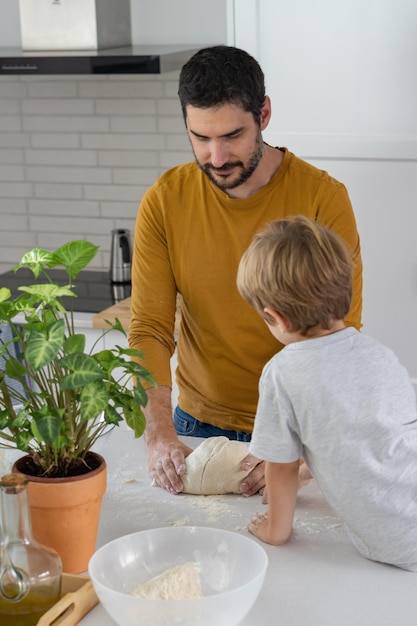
[13,452,107,574]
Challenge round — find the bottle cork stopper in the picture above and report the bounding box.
[0,472,28,493]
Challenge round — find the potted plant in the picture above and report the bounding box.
[0,240,155,572]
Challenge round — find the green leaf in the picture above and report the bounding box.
[13,241,98,282]
[103,403,123,425]
[25,318,65,370]
[125,404,146,438]
[133,383,148,407]
[51,434,67,449]
[93,349,121,375]
[80,380,109,420]
[12,409,31,429]
[113,317,127,334]
[64,333,86,355]
[59,353,102,389]
[0,288,11,303]
[118,346,145,359]
[1,297,40,323]
[18,283,76,302]
[0,410,9,429]
[32,408,64,446]
[14,248,55,278]
[4,357,27,381]
[0,301,14,323]
[0,335,15,359]
[15,430,33,451]
[94,349,118,364]
[29,415,43,443]
[102,317,127,335]
[128,361,157,387]
[52,241,99,279]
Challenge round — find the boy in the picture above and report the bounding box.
[237,215,417,571]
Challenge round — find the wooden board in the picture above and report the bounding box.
[92,295,181,334]
[37,573,98,626]
[93,297,131,331]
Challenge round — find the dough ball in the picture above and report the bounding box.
[131,562,202,600]
[182,436,250,495]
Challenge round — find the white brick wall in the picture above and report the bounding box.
[0,73,193,273]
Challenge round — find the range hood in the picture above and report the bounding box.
[1,1,200,76]
[0,45,201,75]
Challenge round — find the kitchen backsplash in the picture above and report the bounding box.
[0,73,193,273]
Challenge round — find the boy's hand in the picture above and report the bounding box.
[248,511,270,541]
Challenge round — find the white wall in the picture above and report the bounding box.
[0,71,194,271]
[234,0,417,381]
[307,158,417,381]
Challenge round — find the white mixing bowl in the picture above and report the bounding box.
[88,525,268,626]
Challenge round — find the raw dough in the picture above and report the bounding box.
[182,436,251,495]
[131,562,202,600]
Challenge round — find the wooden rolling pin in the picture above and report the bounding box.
[37,579,98,626]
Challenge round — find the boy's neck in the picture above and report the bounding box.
[287,319,346,344]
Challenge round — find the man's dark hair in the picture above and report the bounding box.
[178,45,266,125]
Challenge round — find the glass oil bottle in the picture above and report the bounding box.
[0,473,62,625]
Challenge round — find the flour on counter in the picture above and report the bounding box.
[187,494,232,521]
[171,518,188,527]
[294,514,342,535]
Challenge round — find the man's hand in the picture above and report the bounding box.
[239,453,265,497]
[148,438,192,494]
[144,385,193,494]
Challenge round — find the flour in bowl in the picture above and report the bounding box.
[131,561,203,600]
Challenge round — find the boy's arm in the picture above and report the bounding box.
[248,459,299,545]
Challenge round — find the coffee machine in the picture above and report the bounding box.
[110,229,132,302]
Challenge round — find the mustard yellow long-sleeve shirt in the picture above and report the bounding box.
[130,148,362,433]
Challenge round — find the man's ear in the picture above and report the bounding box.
[260,96,272,130]
[264,307,291,331]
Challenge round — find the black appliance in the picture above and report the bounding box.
[0,268,130,313]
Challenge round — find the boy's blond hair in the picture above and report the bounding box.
[237,215,353,335]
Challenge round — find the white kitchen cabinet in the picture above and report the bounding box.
[0,0,232,49]
[71,314,105,354]
[232,0,417,383]
[82,328,105,354]
[130,0,230,46]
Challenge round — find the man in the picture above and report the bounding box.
[129,45,362,497]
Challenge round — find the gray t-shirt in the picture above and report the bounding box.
[249,327,417,571]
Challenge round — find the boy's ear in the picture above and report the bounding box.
[264,307,291,331]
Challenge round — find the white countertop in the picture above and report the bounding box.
[1,425,416,625]
[12,310,95,329]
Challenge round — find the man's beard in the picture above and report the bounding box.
[195,134,264,192]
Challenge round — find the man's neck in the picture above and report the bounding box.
[225,145,284,199]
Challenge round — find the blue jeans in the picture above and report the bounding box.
[174,405,251,442]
